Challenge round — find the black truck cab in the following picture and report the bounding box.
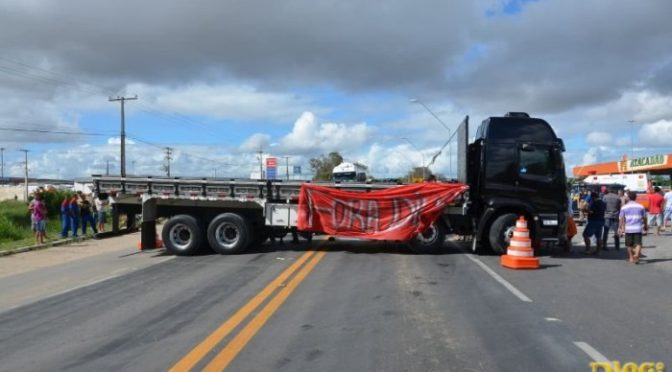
[461,112,568,253]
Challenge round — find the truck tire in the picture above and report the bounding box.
[162,215,202,256]
[207,213,250,254]
[409,221,446,254]
[488,213,518,255]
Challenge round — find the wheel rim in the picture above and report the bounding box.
[215,222,240,249]
[416,223,439,245]
[169,223,192,250]
[503,225,515,244]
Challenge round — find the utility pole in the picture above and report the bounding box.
[163,147,173,177]
[19,149,28,201]
[109,95,138,177]
[106,160,110,176]
[0,147,4,184]
[284,155,291,181]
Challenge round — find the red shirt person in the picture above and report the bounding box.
[647,187,665,235]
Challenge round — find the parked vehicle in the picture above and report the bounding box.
[332,162,368,182]
[93,112,567,256]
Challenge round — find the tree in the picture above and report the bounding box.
[309,152,344,181]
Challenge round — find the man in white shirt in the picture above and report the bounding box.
[664,189,672,231]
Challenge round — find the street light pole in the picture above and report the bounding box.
[401,137,426,180]
[410,99,452,177]
[628,119,636,162]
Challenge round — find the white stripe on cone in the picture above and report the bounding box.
[510,239,531,247]
[507,249,534,257]
[513,231,529,238]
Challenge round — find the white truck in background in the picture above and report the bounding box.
[582,173,650,192]
[332,162,368,182]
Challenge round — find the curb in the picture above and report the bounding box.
[0,236,91,257]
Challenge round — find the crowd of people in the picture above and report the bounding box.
[569,185,672,264]
[59,192,112,238]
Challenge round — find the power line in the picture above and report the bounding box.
[0,126,111,136]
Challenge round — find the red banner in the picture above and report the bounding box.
[297,183,468,240]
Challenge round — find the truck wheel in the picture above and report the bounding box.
[162,215,202,255]
[409,222,446,254]
[207,213,250,254]
[488,213,518,255]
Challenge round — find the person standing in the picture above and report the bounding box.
[602,187,621,250]
[80,195,97,235]
[647,186,664,235]
[582,191,606,254]
[663,188,672,232]
[29,192,47,245]
[619,191,648,264]
[60,196,71,238]
[94,194,108,233]
[69,194,80,238]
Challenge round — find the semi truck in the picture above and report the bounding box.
[332,161,368,182]
[93,112,568,255]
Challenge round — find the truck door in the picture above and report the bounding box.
[516,143,564,212]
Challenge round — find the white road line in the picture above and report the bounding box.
[464,254,533,302]
[544,317,562,322]
[574,341,610,363]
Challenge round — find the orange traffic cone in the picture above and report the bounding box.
[137,235,164,250]
[500,216,539,269]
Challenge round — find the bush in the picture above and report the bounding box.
[0,200,31,229]
[0,214,27,241]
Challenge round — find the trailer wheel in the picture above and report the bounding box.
[162,215,202,255]
[409,222,446,254]
[488,213,518,255]
[207,213,250,254]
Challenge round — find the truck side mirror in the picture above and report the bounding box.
[558,139,566,152]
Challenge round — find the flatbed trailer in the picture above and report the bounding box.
[92,176,456,254]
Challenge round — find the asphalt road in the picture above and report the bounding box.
[0,232,670,372]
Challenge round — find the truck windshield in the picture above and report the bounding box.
[489,120,556,142]
[333,172,357,182]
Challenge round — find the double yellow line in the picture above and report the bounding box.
[170,250,327,372]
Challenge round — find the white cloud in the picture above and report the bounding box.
[638,119,672,147]
[128,83,322,123]
[106,137,136,145]
[239,133,271,152]
[585,131,613,146]
[279,112,374,154]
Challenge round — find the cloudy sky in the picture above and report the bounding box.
[1,0,671,180]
